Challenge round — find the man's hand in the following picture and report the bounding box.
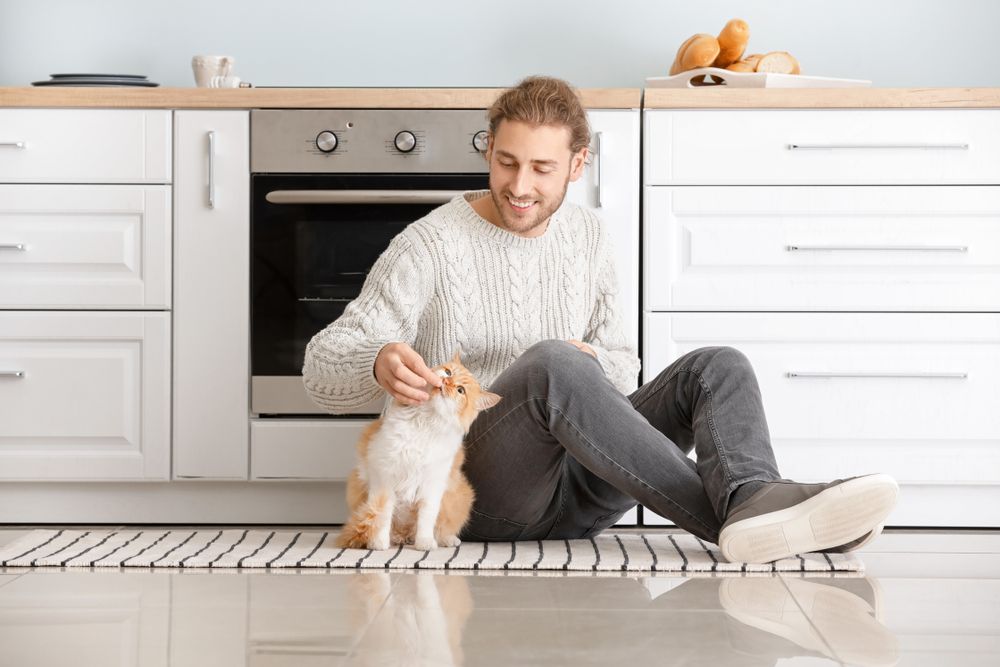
[374,342,443,406]
[568,339,597,359]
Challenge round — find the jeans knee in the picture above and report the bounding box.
[521,339,588,370]
[700,346,754,375]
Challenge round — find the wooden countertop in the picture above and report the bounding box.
[0,87,641,109]
[2,86,996,110]
[643,87,1000,108]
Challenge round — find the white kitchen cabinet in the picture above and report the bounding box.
[0,185,171,309]
[0,109,171,183]
[644,185,1000,312]
[0,312,171,481]
[567,109,641,369]
[172,111,250,480]
[641,108,1000,528]
[0,110,172,482]
[643,109,1000,185]
[643,312,1000,527]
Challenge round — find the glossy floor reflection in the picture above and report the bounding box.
[0,528,997,666]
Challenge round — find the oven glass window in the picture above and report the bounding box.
[252,174,488,377]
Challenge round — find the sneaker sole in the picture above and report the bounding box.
[719,474,899,564]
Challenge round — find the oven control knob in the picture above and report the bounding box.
[315,131,338,153]
[473,130,489,153]
[394,130,417,153]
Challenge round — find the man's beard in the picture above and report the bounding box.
[488,175,570,237]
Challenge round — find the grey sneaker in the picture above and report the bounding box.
[719,474,898,564]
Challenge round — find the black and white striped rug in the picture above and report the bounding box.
[0,529,862,572]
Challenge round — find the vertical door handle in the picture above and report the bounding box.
[594,131,603,209]
[207,130,216,209]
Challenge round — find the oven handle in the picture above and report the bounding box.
[264,190,466,205]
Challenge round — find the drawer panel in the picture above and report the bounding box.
[0,109,171,183]
[0,185,171,308]
[644,185,1000,311]
[643,312,1000,487]
[250,419,372,480]
[643,110,1000,185]
[0,312,170,480]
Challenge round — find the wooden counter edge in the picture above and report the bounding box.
[0,87,641,109]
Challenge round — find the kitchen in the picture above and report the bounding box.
[1,1,999,665]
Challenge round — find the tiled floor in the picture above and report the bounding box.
[1,527,997,666]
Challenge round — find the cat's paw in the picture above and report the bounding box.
[439,535,462,547]
[369,534,391,551]
[413,535,438,551]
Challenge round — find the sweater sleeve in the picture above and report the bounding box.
[302,231,431,413]
[584,234,641,395]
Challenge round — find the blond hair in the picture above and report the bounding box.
[487,75,591,155]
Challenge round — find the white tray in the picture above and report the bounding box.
[646,67,871,89]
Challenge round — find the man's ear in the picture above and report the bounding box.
[568,146,589,182]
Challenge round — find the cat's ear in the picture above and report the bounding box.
[450,348,462,364]
[475,392,502,411]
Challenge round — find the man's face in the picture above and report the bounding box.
[484,119,588,237]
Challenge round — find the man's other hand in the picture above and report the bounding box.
[374,342,444,406]
[567,339,597,358]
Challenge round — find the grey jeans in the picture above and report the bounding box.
[458,340,781,544]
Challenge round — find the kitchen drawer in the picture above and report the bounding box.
[0,185,171,308]
[250,419,371,480]
[643,109,1000,185]
[0,109,171,183]
[643,312,1000,488]
[0,311,170,480]
[644,185,1000,311]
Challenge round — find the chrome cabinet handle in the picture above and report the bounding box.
[787,371,967,379]
[787,143,969,151]
[0,371,26,378]
[0,141,26,149]
[786,245,968,252]
[207,130,216,209]
[265,190,465,205]
[594,131,603,209]
[0,243,27,251]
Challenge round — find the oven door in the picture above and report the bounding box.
[251,173,488,415]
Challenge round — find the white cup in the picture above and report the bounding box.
[191,55,234,87]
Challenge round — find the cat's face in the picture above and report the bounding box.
[431,351,502,433]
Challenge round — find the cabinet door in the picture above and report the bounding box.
[0,109,171,184]
[0,185,171,309]
[642,312,1000,527]
[0,312,170,480]
[567,110,641,366]
[644,185,1000,312]
[172,111,250,479]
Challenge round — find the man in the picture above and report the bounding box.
[302,75,898,563]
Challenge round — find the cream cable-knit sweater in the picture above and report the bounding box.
[302,190,640,413]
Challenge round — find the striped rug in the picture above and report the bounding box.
[0,529,862,572]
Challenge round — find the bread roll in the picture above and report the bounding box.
[755,51,801,74]
[712,19,749,68]
[670,34,721,75]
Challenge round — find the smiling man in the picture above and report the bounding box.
[303,75,897,563]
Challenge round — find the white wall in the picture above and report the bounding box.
[1,0,997,88]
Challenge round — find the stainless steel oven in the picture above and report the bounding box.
[250,109,489,416]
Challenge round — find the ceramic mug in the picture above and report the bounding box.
[191,55,234,87]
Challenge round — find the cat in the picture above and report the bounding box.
[336,351,502,551]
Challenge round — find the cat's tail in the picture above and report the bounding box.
[335,510,377,549]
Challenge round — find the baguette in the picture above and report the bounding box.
[712,19,749,69]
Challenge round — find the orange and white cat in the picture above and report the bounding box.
[336,351,501,551]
